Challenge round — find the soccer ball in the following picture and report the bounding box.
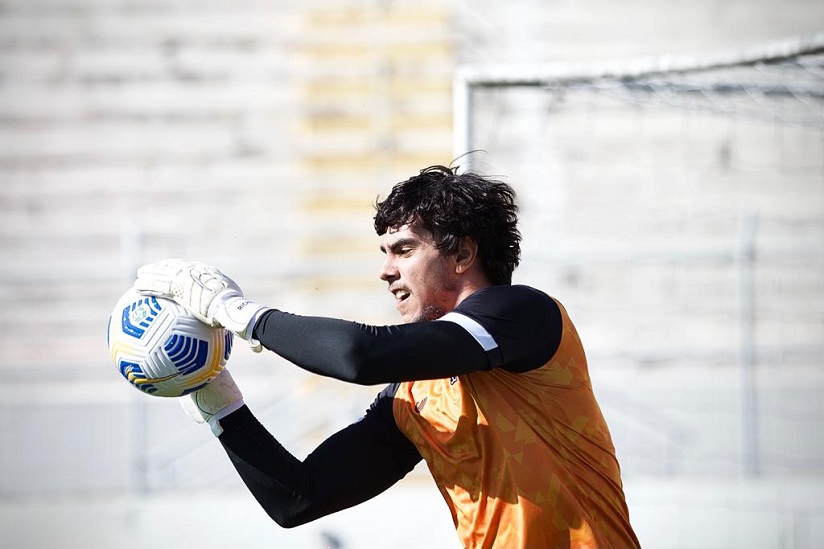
[107,287,233,397]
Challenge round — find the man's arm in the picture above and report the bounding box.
[253,285,562,384]
[217,384,422,527]
[253,311,496,385]
[132,260,559,383]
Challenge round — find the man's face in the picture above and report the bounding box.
[379,223,459,323]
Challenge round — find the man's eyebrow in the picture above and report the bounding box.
[380,237,419,254]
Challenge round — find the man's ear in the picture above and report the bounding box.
[455,237,479,274]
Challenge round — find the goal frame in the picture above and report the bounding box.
[452,32,824,169]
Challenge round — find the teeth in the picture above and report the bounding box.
[393,290,409,301]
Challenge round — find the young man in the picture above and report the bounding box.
[134,165,640,548]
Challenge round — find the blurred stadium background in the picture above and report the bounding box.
[1,1,823,548]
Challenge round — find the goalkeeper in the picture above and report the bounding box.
[134,165,640,549]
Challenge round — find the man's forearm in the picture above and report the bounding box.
[253,310,492,384]
[218,404,420,527]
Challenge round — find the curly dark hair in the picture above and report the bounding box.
[374,165,521,285]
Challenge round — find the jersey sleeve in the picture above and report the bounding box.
[251,285,561,383]
[253,310,496,384]
[217,385,421,528]
[443,285,562,373]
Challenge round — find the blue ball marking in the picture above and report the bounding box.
[118,360,158,394]
[164,334,209,376]
[224,331,234,361]
[181,382,209,395]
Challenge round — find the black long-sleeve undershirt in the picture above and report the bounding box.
[252,310,499,385]
[219,385,421,528]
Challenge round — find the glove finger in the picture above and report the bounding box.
[132,275,173,296]
[189,264,241,292]
[134,259,200,297]
[136,258,190,279]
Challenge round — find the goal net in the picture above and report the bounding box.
[453,33,824,478]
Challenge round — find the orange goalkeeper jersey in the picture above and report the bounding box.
[392,294,639,549]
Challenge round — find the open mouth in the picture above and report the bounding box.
[392,289,410,302]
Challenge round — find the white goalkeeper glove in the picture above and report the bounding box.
[133,258,270,351]
[181,369,244,437]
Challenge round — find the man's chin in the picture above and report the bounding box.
[417,304,447,323]
[397,301,445,323]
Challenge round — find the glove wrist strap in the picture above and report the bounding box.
[208,399,245,436]
[209,293,270,340]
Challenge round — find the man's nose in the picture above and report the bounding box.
[378,255,398,282]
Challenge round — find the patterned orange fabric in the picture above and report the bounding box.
[393,300,639,549]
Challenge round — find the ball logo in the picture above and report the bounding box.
[121,297,162,339]
[129,303,150,325]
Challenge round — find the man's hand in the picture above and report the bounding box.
[134,258,240,324]
[181,369,245,436]
[134,258,270,349]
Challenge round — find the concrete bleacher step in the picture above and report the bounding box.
[297,3,453,179]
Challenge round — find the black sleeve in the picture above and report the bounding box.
[450,284,562,373]
[253,310,496,384]
[253,284,562,382]
[218,384,421,528]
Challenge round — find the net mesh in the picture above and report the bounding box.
[561,53,824,129]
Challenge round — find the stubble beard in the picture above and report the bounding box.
[416,303,448,323]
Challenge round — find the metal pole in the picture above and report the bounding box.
[452,69,473,172]
[738,212,759,476]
